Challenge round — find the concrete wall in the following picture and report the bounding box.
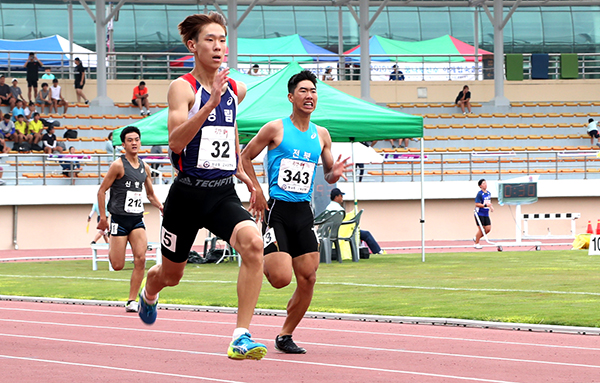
[22,78,600,105]
[1,179,599,250]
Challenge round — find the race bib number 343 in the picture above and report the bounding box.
[277,158,315,194]
[197,126,236,170]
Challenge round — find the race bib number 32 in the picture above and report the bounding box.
[197,126,236,170]
[277,158,315,194]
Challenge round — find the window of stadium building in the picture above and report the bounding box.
[0,4,598,54]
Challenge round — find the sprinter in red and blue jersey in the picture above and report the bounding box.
[137,12,267,361]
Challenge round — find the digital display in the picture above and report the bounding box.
[502,183,537,199]
[498,182,538,205]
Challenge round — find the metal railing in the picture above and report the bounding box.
[2,150,599,186]
[2,50,599,81]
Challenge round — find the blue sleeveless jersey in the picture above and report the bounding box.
[169,73,238,180]
[266,117,322,202]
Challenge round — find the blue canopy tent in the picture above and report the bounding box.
[0,35,96,69]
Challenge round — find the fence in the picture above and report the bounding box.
[1,51,599,81]
[2,150,599,186]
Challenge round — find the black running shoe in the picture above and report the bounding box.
[274,335,306,354]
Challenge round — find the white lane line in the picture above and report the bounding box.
[2,274,600,296]
[0,320,599,371]
[0,334,521,383]
[0,306,598,353]
[0,353,245,383]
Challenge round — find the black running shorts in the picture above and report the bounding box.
[160,176,254,263]
[110,214,145,236]
[475,215,491,227]
[263,199,318,258]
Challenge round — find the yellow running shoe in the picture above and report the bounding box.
[227,332,267,360]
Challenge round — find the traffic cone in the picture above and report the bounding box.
[596,220,600,235]
[587,220,594,234]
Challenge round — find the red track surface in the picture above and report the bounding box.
[1,300,599,383]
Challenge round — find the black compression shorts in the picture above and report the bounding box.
[263,199,318,258]
[110,214,145,236]
[475,215,491,227]
[160,176,254,263]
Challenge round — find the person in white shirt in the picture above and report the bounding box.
[325,188,385,254]
[50,79,69,115]
[586,118,599,147]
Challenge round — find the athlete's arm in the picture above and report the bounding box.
[96,159,124,231]
[167,68,230,154]
[143,163,164,213]
[240,121,280,221]
[319,126,352,184]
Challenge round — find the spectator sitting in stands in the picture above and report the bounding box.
[325,188,386,255]
[0,131,9,154]
[24,101,38,121]
[28,112,44,147]
[50,79,69,115]
[249,64,260,76]
[41,67,55,81]
[0,75,15,110]
[132,81,150,116]
[61,146,82,179]
[36,83,52,114]
[42,125,62,154]
[14,114,28,144]
[10,79,26,106]
[322,66,334,81]
[455,85,472,115]
[0,113,15,142]
[389,65,405,81]
[586,118,600,148]
[105,131,123,154]
[11,99,25,122]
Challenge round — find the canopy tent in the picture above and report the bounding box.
[113,62,422,146]
[344,35,492,81]
[170,34,338,71]
[0,35,97,69]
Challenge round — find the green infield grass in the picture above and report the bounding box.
[1,250,599,327]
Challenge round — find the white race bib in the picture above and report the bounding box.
[263,227,276,249]
[124,191,143,214]
[277,158,315,194]
[197,126,236,170]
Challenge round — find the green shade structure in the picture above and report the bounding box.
[113,62,423,146]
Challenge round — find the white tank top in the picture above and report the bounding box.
[50,85,61,100]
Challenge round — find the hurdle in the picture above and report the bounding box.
[91,242,161,271]
[521,212,580,240]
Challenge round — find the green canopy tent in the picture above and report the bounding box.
[114,63,427,261]
[113,62,422,145]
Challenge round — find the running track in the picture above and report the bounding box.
[1,299,599,383]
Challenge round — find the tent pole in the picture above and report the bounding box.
[351,141,357,214]
[474,6,479,80]
[420,137,425,262]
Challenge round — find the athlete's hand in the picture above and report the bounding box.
[333,155,353,182]
[249,192,269,224]
[97,217,108,232]
[207,68,230,110]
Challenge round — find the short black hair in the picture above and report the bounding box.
[139,81,146,86]
[52,79,58,83]
[32,112,39,118]
[3,113,9,119]
[589,118,594,123]
[478,179,486,186]
[41,82,48,87]
[252,64,259,68]
[287,70,317,94]
[29,52,35,56]
[120,126,141,143]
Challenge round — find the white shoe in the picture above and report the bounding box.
[125,300,139,312]
[474,243,483,249]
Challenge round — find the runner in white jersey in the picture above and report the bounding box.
[241,70,352,354]
[137,12,268,361]
[97,126,163,312]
